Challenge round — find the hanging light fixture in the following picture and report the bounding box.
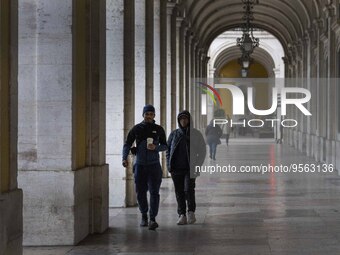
[238,52,252,69]
[241,68,248,78]
[237,0,259,76]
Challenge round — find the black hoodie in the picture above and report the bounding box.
[166,111,206,176]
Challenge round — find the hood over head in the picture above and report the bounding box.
[177,110,191,129]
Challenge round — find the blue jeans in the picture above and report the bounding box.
[134,163,162,220]
[208,143,218,159]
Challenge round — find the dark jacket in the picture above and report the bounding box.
[166,111,206,175]
[205,121,222,145]
[122,121,167,165]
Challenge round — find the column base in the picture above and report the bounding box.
[108,154,126,207]
[325,139,336,167]
[19,165,108,246]
[0,189,23,255]
[297,131,306,153]
[336,141,340,175]
[91,164,109,234]
[306,133,312,157]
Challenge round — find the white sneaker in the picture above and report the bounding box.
[176,214,187,225]
[187,211,196,224]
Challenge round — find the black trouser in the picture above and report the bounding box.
[225,134,230,145]
[171,172,196,215]
[134,163,163,220]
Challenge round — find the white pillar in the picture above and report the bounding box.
[166,2,175,136]
[135,0,146,123]
[106,0,125,207]
[185,28,191,111]
[175,17,183,114]
[18,0,108,245]
[19,1,75,245]
[153,0,161,123]
[326,6,336,166]
[123,0,137,207]
[207,67,216,123]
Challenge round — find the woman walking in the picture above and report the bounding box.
[205,120,222,160]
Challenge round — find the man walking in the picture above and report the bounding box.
[122,105,167,230]
[166,110,206,225]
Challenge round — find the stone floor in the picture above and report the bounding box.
[24,138,340,255]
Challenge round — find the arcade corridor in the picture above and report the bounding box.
[1,0,340,254]
[24,139,340,255]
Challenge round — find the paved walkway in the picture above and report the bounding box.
[24,138,340,255]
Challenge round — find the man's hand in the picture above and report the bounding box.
[147,144,156,150]
[122,160,128,167]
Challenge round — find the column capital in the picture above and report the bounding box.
[332,22,340,45]
[200,51,206,57]
[287,44,296,62]
[324,3,336,19]
[209,68,216,77]
[176,17,183,28]
[302,33,309,45]
[166,2,176,15]
[313,18,323,31]
[184,24,190,34]
[295,40,303,60]
[303,29,311,42]
[190,33,196,42]
[193,38,199,50]
[186,28,193,39]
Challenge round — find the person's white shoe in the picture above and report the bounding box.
[176,214,187,225]
[187,211,196,224]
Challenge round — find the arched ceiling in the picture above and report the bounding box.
[178,0,332,55]
[214,46,276,77]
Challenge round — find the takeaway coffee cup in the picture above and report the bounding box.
[147,138,153,145]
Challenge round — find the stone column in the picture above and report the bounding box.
[319,31,328,162]
[297,41,307,153]
[170,9,180,130]
[106,0,126,207]
[207,67,216,124]
[308,29,318,159]
[330,9,340,172]
[190,37,197,124]
[155,0,168,177]
[123,0,137,207]
[166,2,175,136]
[196,47,202,130]
[146,0,154,105]
[326,5,336,166]
[176,17,183,113]
[314,18,323,161]
[87,0,108,234]
[201,52,207,129]
[0,1,22,254]
[185,28,191,111]
[18,0,108,245]
[179,23,186,111]
[134,0,146,123]
[305,31,312,157]
[282,56,289,144]
[153,0,161,123]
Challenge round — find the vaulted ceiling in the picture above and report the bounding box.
[178,0,335,55]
